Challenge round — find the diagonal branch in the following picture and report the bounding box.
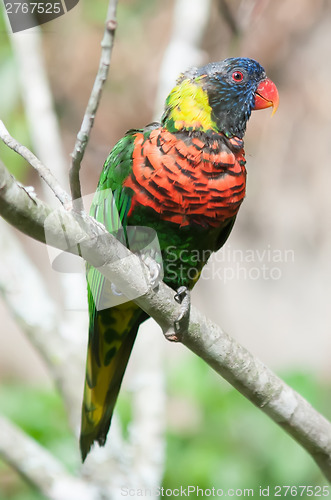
[69,0,119,211]
[1,161,330,481]
[0,121,71,206]
[0,415,100,500]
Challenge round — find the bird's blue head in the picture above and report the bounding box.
[163,57,279,138]
[197,58,278,138]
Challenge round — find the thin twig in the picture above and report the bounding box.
[0,121,71,206]
[69,0,119,212]
[1,165,330,481]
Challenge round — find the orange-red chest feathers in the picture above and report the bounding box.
[124,128,247,228]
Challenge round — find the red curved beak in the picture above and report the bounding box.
[254,77,279,116]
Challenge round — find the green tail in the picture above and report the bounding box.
[80,301,147,461]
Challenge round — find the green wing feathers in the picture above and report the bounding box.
[80,132,146,461]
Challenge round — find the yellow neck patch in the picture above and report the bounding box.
[164,79,218,132]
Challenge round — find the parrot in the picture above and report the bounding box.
[80,57,279,461]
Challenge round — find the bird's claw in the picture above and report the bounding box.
[110,251,161,297]
[111,282,123,296]
[174,286,188,304]
[140,252,162,288]
[164,286,191,342]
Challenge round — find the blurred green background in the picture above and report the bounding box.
[0,366,329,499]
[1,0,331,498]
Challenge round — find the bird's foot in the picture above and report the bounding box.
[140,251,162,288]
[164,286,191,342]
[111,282,123,296]
[110,250,161,297]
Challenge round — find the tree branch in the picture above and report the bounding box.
[0,160,51,242]
[0,415,101,500]
[1,161,330,481]
[0,121,71,206]
[69,0,118,211]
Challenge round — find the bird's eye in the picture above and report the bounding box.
[232,71,244,82]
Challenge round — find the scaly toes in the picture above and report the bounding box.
[164,286,191,342]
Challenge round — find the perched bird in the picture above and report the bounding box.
[80,57,279,460]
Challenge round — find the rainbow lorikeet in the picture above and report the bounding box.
[80,57,279,460]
